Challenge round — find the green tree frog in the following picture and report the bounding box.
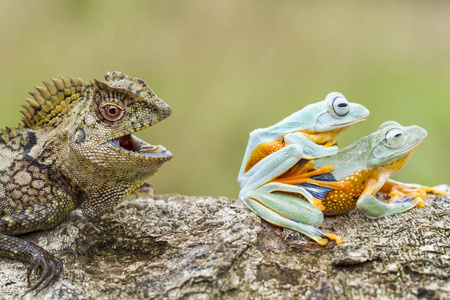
[238,92,369,211]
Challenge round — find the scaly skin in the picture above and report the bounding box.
[0,71,172,294]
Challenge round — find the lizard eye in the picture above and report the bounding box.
[330,96,349,117]
[100,104,124,121]
[384,128,405,148]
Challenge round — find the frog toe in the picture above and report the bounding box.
[322,230,344,244]
[394,196,425,208]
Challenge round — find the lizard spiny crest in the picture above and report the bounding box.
[21,76,87,129]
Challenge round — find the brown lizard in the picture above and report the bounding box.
[0,71,172,294]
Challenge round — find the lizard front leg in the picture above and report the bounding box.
[0,234,63,295]
[0,195,77,295]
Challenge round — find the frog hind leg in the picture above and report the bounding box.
[243,190,343,245]
[254,181,325,211]
[272,169,351,211]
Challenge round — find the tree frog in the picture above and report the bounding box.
[250,121,445,245]
[238,92,369,211]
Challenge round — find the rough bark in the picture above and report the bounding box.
[0,188,448,299]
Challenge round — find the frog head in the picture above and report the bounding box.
[271,92,370,136]
[368,121,427,169]
[313,92,370,132]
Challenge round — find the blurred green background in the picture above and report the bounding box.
[0,1,448,198]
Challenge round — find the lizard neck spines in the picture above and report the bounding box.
[20,76,88,130]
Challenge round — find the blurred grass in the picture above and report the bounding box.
[0,0,448,198]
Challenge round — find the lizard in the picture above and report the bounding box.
[0,71,172,294]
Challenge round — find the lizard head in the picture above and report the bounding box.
[65,72,172,217]
[69,71,172,164]
[19,71,172,218]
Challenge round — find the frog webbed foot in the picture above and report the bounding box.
[382,179,446,205]
[25,244,63,295]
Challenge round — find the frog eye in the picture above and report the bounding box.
[331,96,349,117]
[100,103,125,121]
[384,128,405,148]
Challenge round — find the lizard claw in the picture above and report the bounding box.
[24,249,63,296]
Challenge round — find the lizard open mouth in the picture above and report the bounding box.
[107,134,172,160]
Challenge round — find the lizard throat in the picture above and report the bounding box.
[107,134,172,160]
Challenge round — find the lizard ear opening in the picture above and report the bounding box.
[73,128,85,144]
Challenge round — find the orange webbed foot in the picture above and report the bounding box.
[383,180,446,206]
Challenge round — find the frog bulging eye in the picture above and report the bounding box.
[384,128,405,148]
[100,103,125,121]
[331,96,349,117]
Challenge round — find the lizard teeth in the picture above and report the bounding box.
[140,145,166,153]
[107,134,171,159]
[111,137,120,147]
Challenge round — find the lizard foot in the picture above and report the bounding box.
[127,181,156,199]
[54,246,76,261]
[24,247,63,296]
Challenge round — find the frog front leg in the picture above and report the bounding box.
[356,194,425,219]
[242,190,343,245]
[356,178,431,219]
[238,132,338,190]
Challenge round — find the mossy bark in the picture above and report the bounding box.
[0,190,448,299]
